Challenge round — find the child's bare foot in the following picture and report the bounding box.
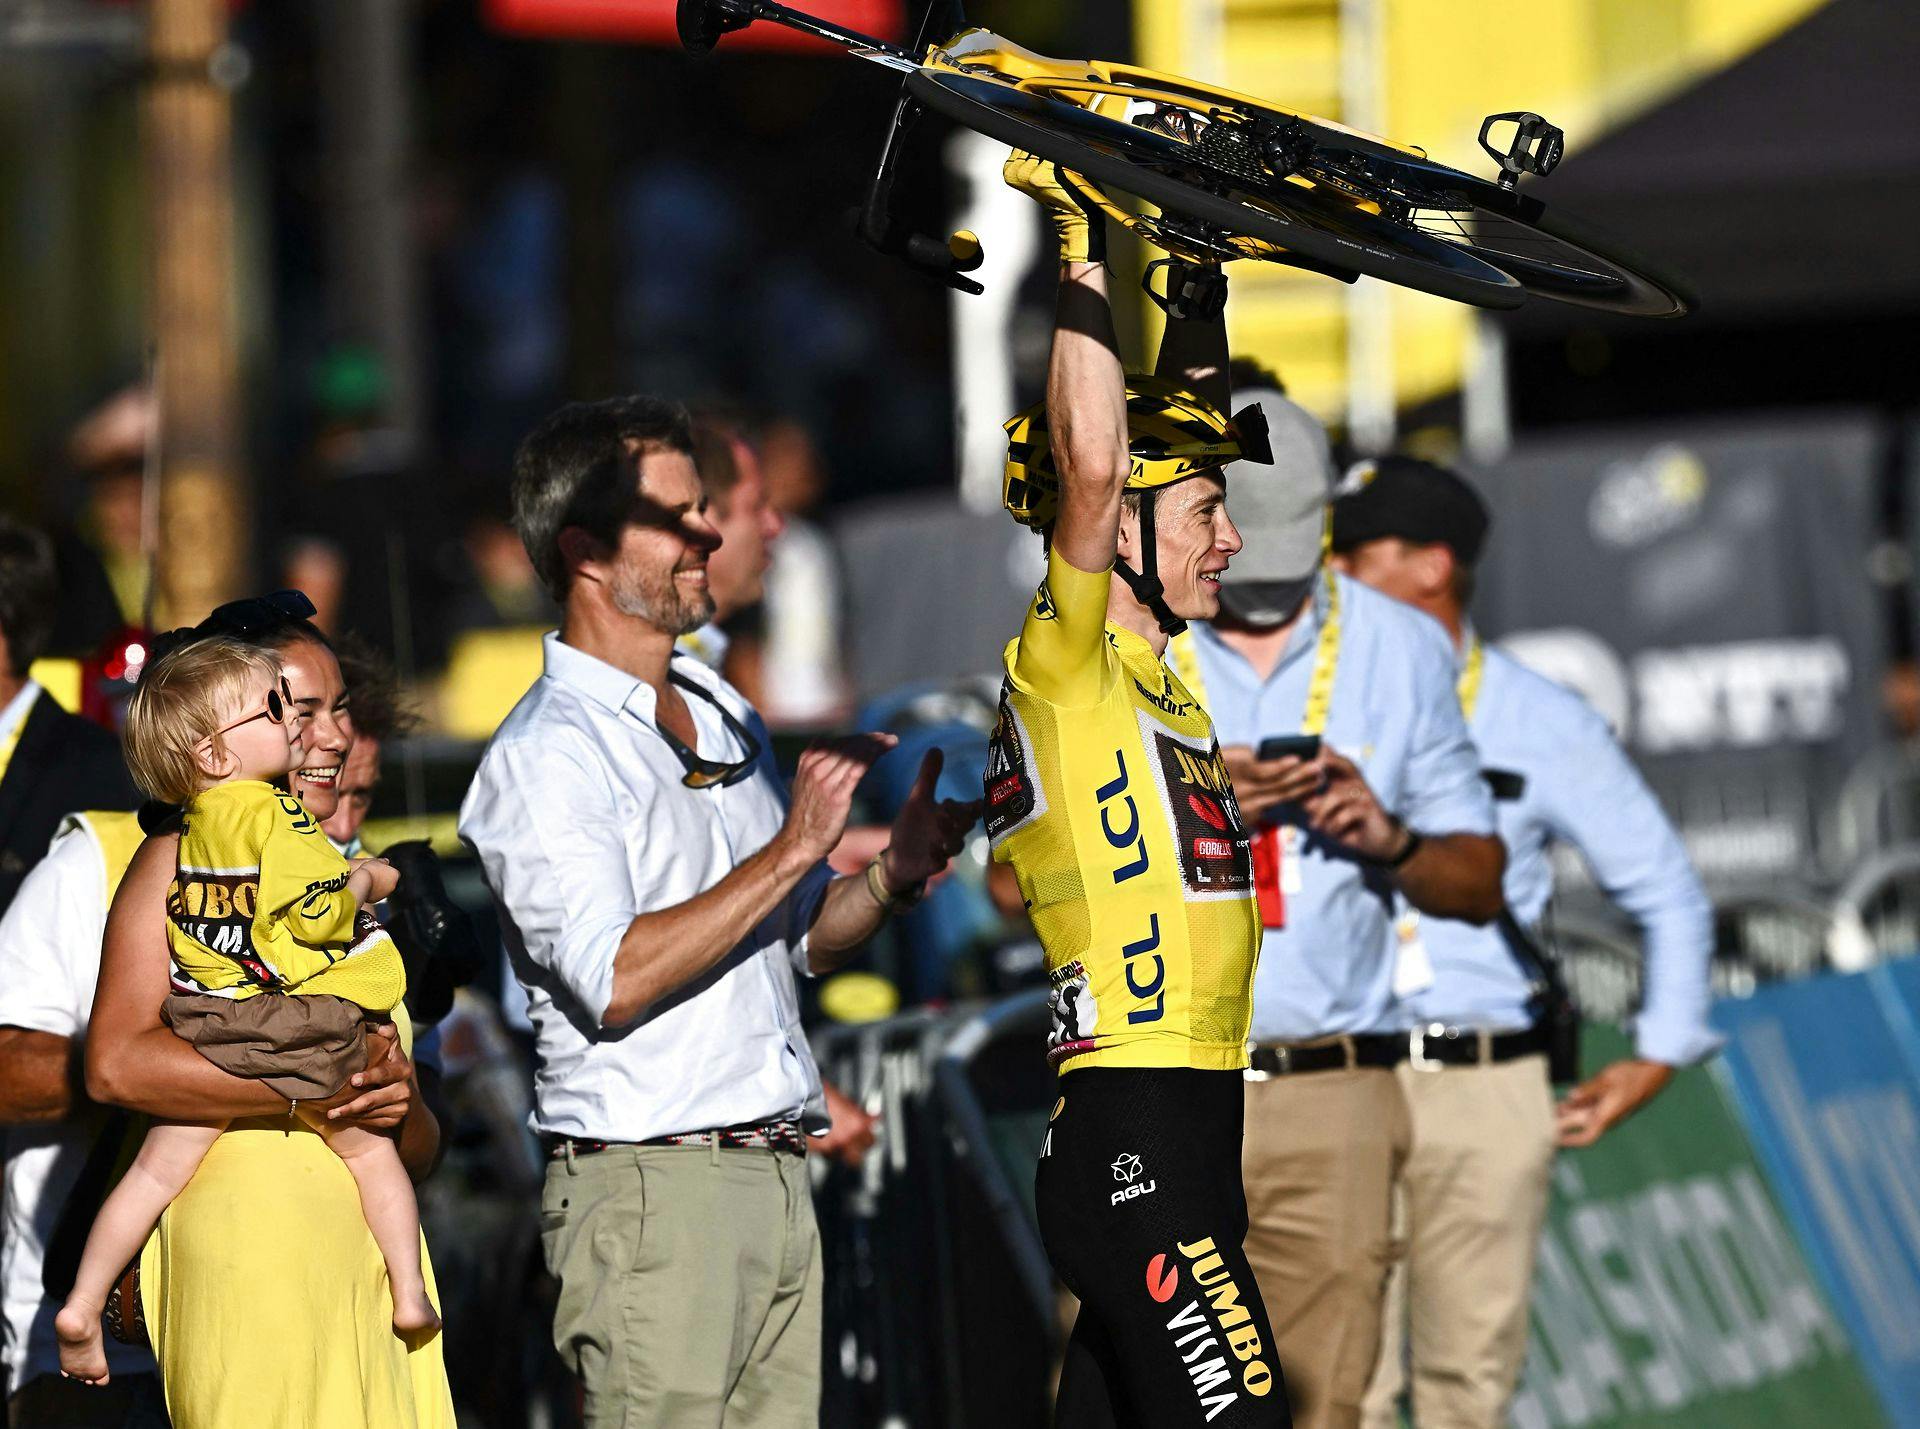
[55,1302,110,1384]
[391,1289,441,1337]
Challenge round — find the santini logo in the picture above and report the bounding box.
[1111,1152,1157,1205]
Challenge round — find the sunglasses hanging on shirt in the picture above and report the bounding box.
[653,671,763,789]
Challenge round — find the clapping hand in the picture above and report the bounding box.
[880,750,982,896]
[783,734,899,866]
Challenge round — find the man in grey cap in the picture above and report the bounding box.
[1164,364,1506,1429]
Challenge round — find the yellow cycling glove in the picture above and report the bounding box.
[1003,150,1107,265]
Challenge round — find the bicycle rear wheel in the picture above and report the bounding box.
[908,70,1525,311]
[1279,136,1695,317]
[1400,185,1693,317]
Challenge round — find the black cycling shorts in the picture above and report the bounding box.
[1036,1067,1291,1428]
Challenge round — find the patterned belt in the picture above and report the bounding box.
[545,1119,809,1160]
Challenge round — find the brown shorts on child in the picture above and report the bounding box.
[161,991,380,1100]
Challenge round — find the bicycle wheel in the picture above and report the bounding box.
[1278,136,1695,317]
[1403,187,1693,317]
[907,70,1525,311]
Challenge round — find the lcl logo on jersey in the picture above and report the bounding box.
[1111,1152,1158,1205]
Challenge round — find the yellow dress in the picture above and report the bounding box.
[139,1007,455,1428]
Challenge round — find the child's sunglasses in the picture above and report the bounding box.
[214,676,298,736]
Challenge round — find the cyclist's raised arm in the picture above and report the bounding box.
[1153,261,1230,412]
[1045,259,1128,576]
[1001,152,1127,706]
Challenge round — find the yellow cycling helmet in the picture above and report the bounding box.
[1002,374,1266,530]
[1002,375,1272,635]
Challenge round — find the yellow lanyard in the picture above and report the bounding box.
[1168,571,1343,735]
[1457,634,1485,722]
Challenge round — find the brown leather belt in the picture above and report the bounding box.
[545,1118,809,1160]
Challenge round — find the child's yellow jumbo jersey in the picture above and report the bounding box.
[168,780,405,1013]
[987,548,1259,1073]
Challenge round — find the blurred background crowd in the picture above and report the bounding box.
[3,0,1919,1426]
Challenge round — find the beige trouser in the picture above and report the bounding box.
[541,1142,821,1429]
[1361,1054,1557,1429]
[1243,1062,1413,1429]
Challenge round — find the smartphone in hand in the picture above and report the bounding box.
[1256,734,1322,763]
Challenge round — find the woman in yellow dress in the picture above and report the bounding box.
[86,609,456,1427]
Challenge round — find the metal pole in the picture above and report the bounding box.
[147,0,245,625]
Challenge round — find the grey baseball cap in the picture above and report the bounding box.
[1222,387,1334,584]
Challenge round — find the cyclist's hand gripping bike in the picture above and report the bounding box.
[679,0,1691,316]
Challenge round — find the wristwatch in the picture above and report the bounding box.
[1383,821,1424,870]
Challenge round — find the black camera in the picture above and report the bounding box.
[379,840,485,1026]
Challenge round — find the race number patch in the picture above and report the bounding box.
[985,688,1045,843]
[1047,958,1098,1063]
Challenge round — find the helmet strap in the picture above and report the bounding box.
[1113,487,1187,637]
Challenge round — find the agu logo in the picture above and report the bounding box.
[1110,1152,1158,1205]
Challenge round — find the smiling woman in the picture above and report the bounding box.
[83,598,455,1427]
[263,628,354,817]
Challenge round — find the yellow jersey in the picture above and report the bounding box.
[987,548,1259,1073]
[168,780,405,1013]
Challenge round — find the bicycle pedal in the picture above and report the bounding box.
[1478,111,1564,189]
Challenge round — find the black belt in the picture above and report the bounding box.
[1248,1023,1550,1077]
[1248,1034,1406,1076]
[1405,1022,1550,1070]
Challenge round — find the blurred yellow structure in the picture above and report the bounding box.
[1133,0,1830,440]
[437,625,546,741]
[27,658,83,713]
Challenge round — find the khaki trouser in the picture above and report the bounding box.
[541,1142,821,1429]
[1361,1054,1557,1429]
[1243,1061,1413,1429]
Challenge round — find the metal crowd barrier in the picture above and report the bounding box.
[811,992,1057,1429]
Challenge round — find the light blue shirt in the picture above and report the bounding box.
[1404,642,1720,1065]
[1189,573,1496,1041]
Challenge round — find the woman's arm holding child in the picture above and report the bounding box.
[89,835,416,1130]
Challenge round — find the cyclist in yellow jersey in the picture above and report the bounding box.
[993,152,1290,1428]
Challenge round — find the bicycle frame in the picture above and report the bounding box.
[694,0,1633,312]
[710,0,1436,287]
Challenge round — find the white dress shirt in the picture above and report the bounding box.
[0,818,155,1393]
[459,632,831,1142]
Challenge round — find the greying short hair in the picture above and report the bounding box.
[511,396,694,601]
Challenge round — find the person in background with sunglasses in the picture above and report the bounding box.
[55,634,440,1385]
[459,396,978,1428]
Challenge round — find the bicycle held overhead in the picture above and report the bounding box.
[678,0,1694,318]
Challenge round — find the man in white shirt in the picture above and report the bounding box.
[460,396,976,1428]
[0,810,167,1427]
[687,413,879,1166]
